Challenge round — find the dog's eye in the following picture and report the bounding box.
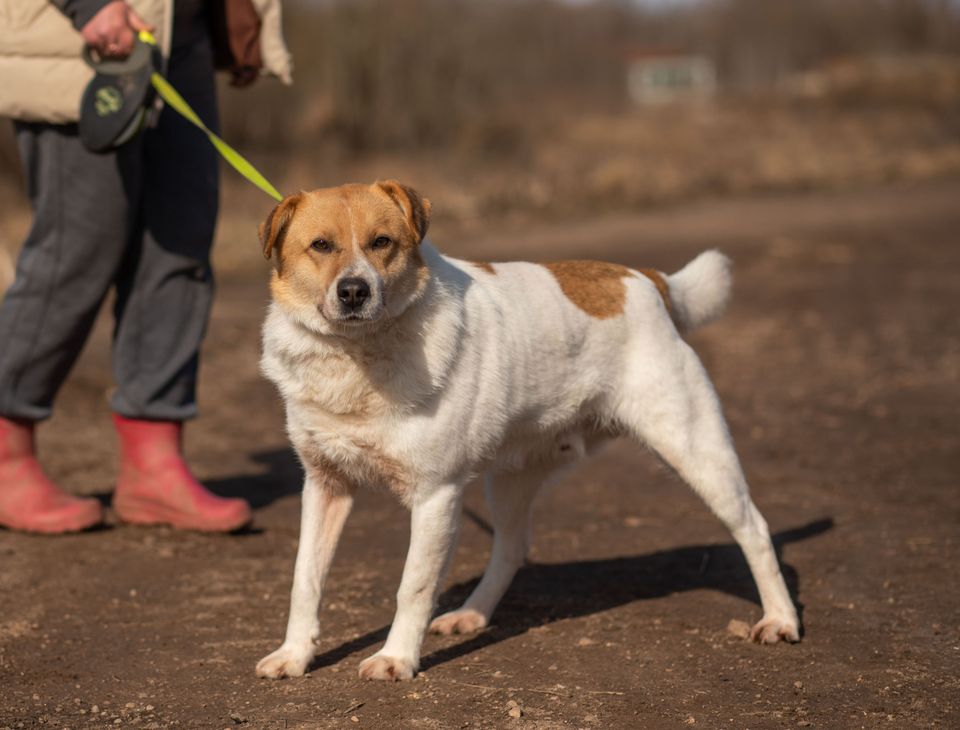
[310,239,333,253]
[371,236,392,250]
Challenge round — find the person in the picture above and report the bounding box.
[0,0,291,533]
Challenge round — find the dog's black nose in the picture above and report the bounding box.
[337,277,371,310]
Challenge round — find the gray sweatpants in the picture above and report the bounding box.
[0,22,219,423]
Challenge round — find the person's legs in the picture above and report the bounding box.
[0,122,141,533]
[110,39,220,421]
[110,28,250,531]
[0,122,140,421]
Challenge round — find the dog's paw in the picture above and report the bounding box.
[358,653,417,681]
[750,615,800,644]
[255,645,314,679]
[429,607,488,635]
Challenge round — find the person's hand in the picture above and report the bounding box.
[80,1,153,59]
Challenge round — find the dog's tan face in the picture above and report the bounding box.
[260,181,431,334]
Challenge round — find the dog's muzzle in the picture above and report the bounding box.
[337,277,372,313]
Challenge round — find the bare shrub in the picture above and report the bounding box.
[216,0,960,156]
[3,0,959,229]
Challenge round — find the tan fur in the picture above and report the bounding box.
[470,261,497,274]
[267,182,429,327]
[297,430,412,501]
[304,454,356,498]
[260,193,302,264]
[638,268,673,314]
[355,439,414,501]
[376,180,432,241]
[541,261,631,319]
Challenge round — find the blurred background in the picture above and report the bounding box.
[2,4,959,725]
[2,0,960,270]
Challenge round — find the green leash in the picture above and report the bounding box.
[140,30,283,202]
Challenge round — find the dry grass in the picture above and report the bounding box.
[209,82,960,272]
[4,88,960,276]
[2,0,960,273]
[219,0,960,155]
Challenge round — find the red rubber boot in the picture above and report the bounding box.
[112,415,251,532]
[0,417,103,534]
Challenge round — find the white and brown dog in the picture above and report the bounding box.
[254,181,799,682]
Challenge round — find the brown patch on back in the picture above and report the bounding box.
[638,268,673,314]
[470,261,496,274]
[542,261,631,319]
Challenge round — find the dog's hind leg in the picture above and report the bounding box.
[256,476,354,678]
[430,468,543,636]
[616,340,800,643]
[359,483,463,680]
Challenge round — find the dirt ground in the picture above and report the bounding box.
[1,179,958,729]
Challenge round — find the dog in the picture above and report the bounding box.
[254,181,800,682]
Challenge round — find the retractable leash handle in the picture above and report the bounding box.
[138,30,284,202]
[78,35,158,151]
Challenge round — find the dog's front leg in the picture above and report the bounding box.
[358,483,462,681]
[256,475,354,678]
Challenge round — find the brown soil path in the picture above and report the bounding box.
[1,180,958,729]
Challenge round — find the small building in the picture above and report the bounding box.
[627,51,717,105]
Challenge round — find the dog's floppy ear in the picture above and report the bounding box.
[259,193,302,262]
[376,180,431,242]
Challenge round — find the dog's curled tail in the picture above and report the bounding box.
[666,249,732,332]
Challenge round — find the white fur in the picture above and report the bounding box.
[667,249,732,331]
[255,244,799,681]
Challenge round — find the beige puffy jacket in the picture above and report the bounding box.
[0,0,292,123]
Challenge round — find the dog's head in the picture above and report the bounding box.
[260,181,431,334]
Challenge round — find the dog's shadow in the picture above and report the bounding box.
[309,517,833,672]
[205,449,304,509]
[208,450,832,669]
